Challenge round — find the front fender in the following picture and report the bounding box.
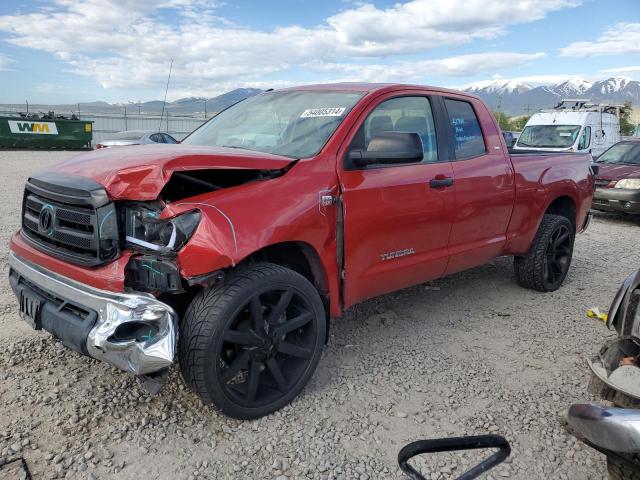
[164,201,239,278]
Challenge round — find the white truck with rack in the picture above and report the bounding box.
[513,99,622,156]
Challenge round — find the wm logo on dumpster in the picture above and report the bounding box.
[8,121,58,135]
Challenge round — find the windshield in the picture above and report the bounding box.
[516,125,581,148]
[183,91,364,158]
[108,131,146,141]
[597,142,640,164]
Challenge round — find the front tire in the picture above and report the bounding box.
[179,263,326,419]
[514,214,575,292]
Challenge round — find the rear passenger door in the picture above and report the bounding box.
[339,94,455,307]
[442,97,515,275]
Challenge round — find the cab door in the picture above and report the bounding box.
[338,94,455,307]
[441,97,515,275]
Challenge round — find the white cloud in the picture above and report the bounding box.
[0,0,577,98]
[601,65,640,75]
[308,52,547,83]
[560,22,640,57]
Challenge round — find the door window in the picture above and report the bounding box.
[578,126,591,150]
[162,134,177,144]
[444,99,486,159]
[351,96,438,163]
[149,133,163,143]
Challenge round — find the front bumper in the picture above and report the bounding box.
[593,187,640,214]
[8,252,177,376]
[567,403,640,453]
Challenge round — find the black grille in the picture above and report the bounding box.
[21,175,120,267]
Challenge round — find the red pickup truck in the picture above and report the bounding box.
[9,83,594,418]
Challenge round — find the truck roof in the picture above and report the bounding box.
[526,110,618,125]
[277,82,480,98]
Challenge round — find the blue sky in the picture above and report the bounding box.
[0,0,638,103]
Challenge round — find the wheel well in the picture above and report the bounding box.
[545,196,576,228]
[244,242,330,337]
[245,242,328,292]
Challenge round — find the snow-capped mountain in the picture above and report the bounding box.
[465,79,533,95]
[463,77,639,115]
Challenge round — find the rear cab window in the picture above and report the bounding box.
[444,99,487,159]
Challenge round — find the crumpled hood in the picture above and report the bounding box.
[47,144,295,200]
[596,163,640,182]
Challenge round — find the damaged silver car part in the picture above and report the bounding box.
[9,252,177,378]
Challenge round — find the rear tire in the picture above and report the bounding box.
[179,263,326,419]
[607,453,640,480]
[514,214,574,292]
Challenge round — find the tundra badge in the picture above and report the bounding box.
[380,248,415,261]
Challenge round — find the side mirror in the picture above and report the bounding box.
[348,132,423,167]
[590,163,600,175]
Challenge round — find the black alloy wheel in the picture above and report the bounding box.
[217,288,318,409]
[179,263,326,419]
[543,223,572,289]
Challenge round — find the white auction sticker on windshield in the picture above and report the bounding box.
[300,107,346,118]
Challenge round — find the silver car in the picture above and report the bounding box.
[95,130,178,149]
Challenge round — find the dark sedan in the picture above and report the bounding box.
[593,140,640,215]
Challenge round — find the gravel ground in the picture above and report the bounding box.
[1,150,639,480]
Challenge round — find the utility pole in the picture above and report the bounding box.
[26,100,29,114]
[159,59,173,132]
[204,98,207,119]
[524,104,532,115]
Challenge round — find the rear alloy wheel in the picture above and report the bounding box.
[514,214,575,292]
[179,263,326,419]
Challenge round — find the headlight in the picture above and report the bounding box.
[125,206,200,253]
[615,178,640,189]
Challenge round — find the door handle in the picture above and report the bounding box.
[429,177,454,188]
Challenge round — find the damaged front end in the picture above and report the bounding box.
[10,148,297,393]
[9,252,177,377]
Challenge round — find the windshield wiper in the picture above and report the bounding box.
[220,145,245,149]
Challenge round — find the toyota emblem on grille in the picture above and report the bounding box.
[38,205,54,236]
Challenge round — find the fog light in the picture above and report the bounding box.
[624,202,633,209]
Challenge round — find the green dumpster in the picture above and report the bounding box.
[0,115,93,149]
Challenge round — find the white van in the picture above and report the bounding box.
[513,100,621,157]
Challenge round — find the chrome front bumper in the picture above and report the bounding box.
[8,252,177,376]
[567,403,640,453]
